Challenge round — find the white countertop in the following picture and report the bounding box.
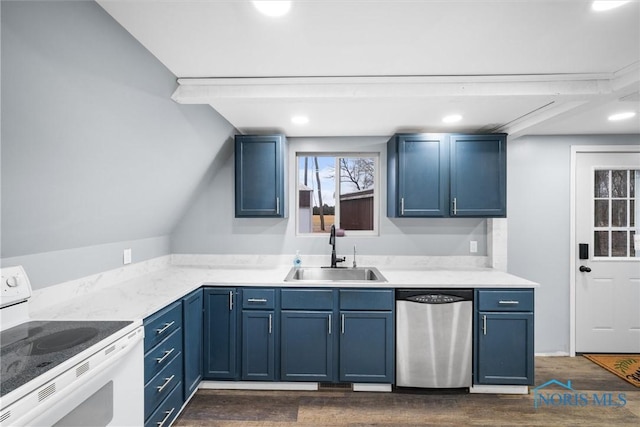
[29,257,538,323]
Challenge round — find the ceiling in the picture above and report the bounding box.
[97,0,640,138]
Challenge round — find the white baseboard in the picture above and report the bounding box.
[470,384,529,395]
[352,383,392,392]
[535,352,571,357]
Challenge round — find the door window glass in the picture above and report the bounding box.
[593,169,639,258]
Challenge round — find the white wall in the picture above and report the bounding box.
[0,0,236,289]
[507,134,639,354]
[171,136,488,258]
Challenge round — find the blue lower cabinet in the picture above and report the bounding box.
[144,379,183,427]
[182,289,203,398]
[143,302,184,425]
[339,311,394,383]
[242,310,276,380]
[144,352,183,420]
[204,288,240,379]
[280,311,334,381]
[474,288,534,385]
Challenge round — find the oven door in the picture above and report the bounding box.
[9,328,143,427]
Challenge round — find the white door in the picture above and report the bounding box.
[575,151,640,353]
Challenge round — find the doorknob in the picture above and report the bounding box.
[579,266,591,273]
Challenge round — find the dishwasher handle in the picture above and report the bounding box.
[396,289,473,304]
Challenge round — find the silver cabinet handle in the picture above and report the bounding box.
[155,321,175,335]
[155,348,175,364]
[453,197,457,215]
[276,197,280,215]
[248,298,268,303]
[156,408,175,427]
[482,315,487,335]
[498,300,520,305]
[401,197,405,216]
[229,291,233,311]
[268,314,272,334]
[341,314,345,334]
[328,314,332,335]
[156,374,175,393]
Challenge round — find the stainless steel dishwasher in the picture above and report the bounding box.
[396,289,473,388]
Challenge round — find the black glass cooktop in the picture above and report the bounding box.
[0,320,132,397]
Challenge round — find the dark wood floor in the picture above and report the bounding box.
[175,357,640,426]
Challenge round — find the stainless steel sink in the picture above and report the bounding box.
[284,267,387,282]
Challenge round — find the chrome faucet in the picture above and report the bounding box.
[329,225,346,268]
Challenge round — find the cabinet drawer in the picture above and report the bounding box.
[339,289,394,310]
[144,327,182,384]
[144,301,183,352]
[144,376,183,427]
[144,351,183,420]
[242,289,276,309]
[281,289,334,310]
[476,289,533,312]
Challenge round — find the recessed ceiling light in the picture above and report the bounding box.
[442,114,463,124]
[291,115,309,125]
[592,1,630,12]
[608,111,637,121]
[252,1,292,17]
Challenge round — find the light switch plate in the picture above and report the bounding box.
[470,241,478,253]
[123,248,132,265]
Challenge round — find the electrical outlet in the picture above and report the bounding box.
[470,241,478,253]
[123,248,132,265]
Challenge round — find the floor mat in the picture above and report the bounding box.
[583,354,640,387]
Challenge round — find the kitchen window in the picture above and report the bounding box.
[296,154,378,236]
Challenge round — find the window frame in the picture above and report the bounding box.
[295,152,380,237]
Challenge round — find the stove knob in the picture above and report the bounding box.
[6,275,20,287]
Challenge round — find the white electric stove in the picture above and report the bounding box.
[0,266,144,426]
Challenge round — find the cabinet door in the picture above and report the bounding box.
[449,134,506,217]
[242,310,276,381]
[235,135,286,218]
[280,311,334,381]
[339,311,394,383]
[388,134,448,217]
[182,289,203,399]
[475,311,534,385]
[203,288,239,379]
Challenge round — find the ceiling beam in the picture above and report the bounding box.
[172,74,614,103]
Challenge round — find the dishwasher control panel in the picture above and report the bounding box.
[407,294,464,304]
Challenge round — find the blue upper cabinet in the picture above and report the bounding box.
[387,133,506,218]
[387,134,448,217]
[449,134,506,217]
[235,134,287,218]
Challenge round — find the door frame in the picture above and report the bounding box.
[569,144,640,356]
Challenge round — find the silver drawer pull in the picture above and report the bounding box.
[155,348,175,364]
[155,321,175,335]
[247,298,268,303]
[482,315,487,335]
[157,407,175,427]
[156,375,175,393]
[498,300,520,305]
